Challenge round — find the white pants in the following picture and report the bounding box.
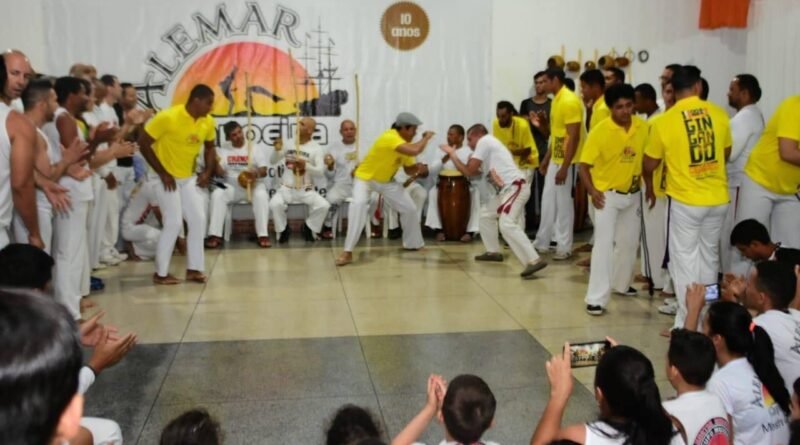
[155,177,206,276]
[425,181,480,233]
[518,169,535,229]
[80,417,123,445]
[668,199,728,329]
[324,182,353,227]
[640,193,671,290]
[121,221,160,260]
[88,175,108,267]
[344,178,424,251]
[269,186,331,234]
[737,175,800,249]
[480,180,540,266]
[52,201,91,320]
[12,205,53,254]
[207,183,270,238]
[114,165,136,204]
[719,185,742,274]
[387,182,426,230]
[0,225,8,249]
[534,162,574,255]
[585,191,641,307]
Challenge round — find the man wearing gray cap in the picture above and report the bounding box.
[335,112,433,266]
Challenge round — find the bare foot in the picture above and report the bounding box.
[574,243,593,253]
[185,270,208,283]
[335,251,352,266]
[80,298,97,312]
[435,232,446,242]
[204,236,222,249]
[125,242,142,261]
[460,233,473,242]
[258,237,271,248]
[634,274,649,283]
[576,257,591,267]
[659,328,672,338]
[153,273,181,285]
[175,237,187,256]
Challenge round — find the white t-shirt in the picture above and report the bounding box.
[430,145,473,175]
[727,104,764,187]
[754,309,800,395]
[45,108,93,202]
[470,134,523,188]
[216,143,268,187]
[706,357,790,445]
[663,390,731,445]
[585,421,685,445]
[271,139,325,189]
[0,103,12,228]
[324,141,358,187]
[82,106,116,177]
[121,180,158,227]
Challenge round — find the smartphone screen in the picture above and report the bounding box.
[704,283,720,302]
[569,340,611,368]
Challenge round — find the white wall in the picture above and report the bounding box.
[1,0,47,72]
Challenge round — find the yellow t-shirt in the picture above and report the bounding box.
[580,115,649,193]
[355,129,415,183]
[647,114,668,198]
[549,86,584,164]
[589,95,611,131]
[144,105,217,179]
[644,96,731,206]
[744,95,800,194]
[492,116,539,169]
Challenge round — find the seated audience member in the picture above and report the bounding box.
[531,344,683,445]
[663,329,731,443]
[160,408,222,445]
[326,404,384,445]
[730,219,800,267]
[0,291,84,445]
[703,301,791,444]
[392,374,498,445]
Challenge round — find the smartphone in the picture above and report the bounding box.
[569,340,611,368]
[704,283,720,302]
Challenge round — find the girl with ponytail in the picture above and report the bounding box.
[705,301,791,444]
[531,343,684,445]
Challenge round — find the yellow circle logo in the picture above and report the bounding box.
[381,2,429,51]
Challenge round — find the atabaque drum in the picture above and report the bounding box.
[438,170,470,241]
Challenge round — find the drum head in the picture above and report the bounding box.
[439,169,463,177]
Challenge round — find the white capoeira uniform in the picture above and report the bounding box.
[473,135,541,266]
[12,128,57,254]
[121,179,161,260]
[82,108,115,267]
[424,145,480,234]
[47,108,92,320]
[97,102,127,259]
[323,141,359,228]
[0,103,13,249]
[721,104,764,274]
[386,172,426,231]
[207,143,270,239]
[269,140,330,235]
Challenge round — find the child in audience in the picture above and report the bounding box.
[392,374,499,445]
[160,409,222,445]
[704,301,791,444]
[326,404,384,445]
[531,344,684,445]
[663,329,730,444]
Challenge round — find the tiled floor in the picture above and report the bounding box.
[83,235,676,444]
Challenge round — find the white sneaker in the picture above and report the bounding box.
[663,297,676,305]
[553,251,573,261]
[114,251,128,262]
[92,262,107,271]
[658,301,677,315]
[100,255,122,266]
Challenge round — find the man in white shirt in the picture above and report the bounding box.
[206,121,271,248]
[269,117,330,242]
[443,124,547,279]
[321,120,359,239]
[425,124,480,242]
[663,329,731,445]
[742,261,800,395]
[723,75,765,274]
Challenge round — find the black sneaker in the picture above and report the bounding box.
[616,287,638,296]
[278,227,292,243]
[387,227,402,240]
[586,305,604,316]
[301,224,317,242]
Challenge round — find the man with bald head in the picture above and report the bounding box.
[269,116,330,242]
[320,119,359,239]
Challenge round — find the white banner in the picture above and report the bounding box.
[44,0,492,196]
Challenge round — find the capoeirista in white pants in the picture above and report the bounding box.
[387,182,426,230]
[344,178,424,252]
[585,191,641,308]
[668,199,728,330]
[533,162,574,255]
[155,177,206,277]
[736,175,800,249]
[13,204,53,254]
[479,181,540,266]
[52,201,91,320]
[269,186,331,234]
[640,191,672,291]
[324,182,353,227]
[207,182,270,238]
[88,173,110,268]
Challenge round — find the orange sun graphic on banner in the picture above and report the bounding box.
[171,42,318,117]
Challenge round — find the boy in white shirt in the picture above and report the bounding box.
[391,374,500,445]
[663,329,731,444]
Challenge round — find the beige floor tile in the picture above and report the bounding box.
[349,294,521,336]
[82,302,196,344]
[339,268,485,299]
[182,299,357,342]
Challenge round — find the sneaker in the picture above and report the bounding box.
[586,304,604,316]
[90,276,105,291]
[278,227,291,243]
[616,287,638,296]
[658,301,678,315]
[387,227,402,240]
[520,259,548,278]
[114,251,128,262]
[100,255,122,266]
[663,297,677,305]
[474,252,504,262]
[92,262,107,271]
[553,251,572,261]
[301,224,317,242]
